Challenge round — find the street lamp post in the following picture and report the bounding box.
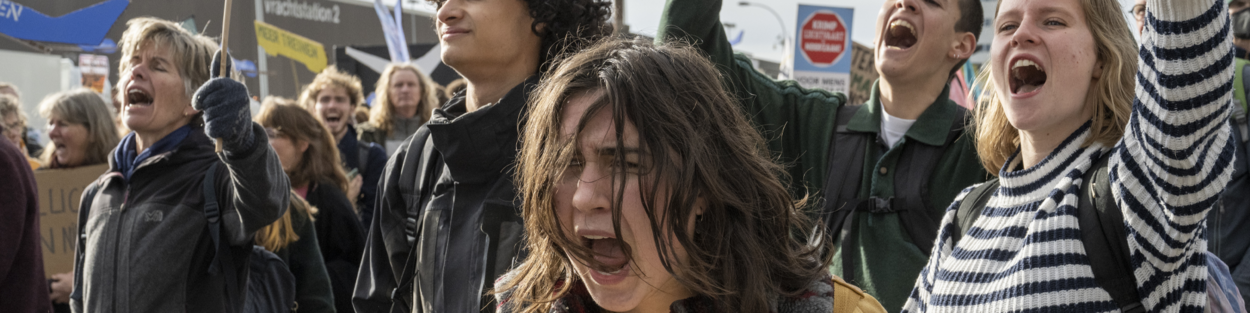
[739,1,788,50]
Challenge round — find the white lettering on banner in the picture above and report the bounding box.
[803,42,844,53]
[263,0,340,24]
[0,0,24,23]
[802,30,845,41]
[812,20,840,30]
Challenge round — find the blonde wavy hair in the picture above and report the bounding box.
[298,67,366,112]
[368,63,440,136]
[972,0,1136,173]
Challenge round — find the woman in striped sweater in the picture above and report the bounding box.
[902,0,1236,311]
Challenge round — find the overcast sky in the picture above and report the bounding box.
[405,0,1139,63]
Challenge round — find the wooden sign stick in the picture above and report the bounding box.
[215,0,233,153]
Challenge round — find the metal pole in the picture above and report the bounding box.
[256,0,270,98]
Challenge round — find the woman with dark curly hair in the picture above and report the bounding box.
[352,0,612,312]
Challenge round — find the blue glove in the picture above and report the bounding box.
[193,50,255,155]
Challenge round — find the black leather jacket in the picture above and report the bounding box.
[353,77,535,313]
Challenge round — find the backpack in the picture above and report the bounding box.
[202,163,298,313]
[952,153,1246,313]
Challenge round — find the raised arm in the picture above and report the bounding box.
[657,0,847,198]
[217,122,292,246]
[1114,0,1235,309]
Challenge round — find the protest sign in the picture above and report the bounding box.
[254,19,328,73]
[36,164,108,277]
[848,42,878,105]
[789,5,854,94]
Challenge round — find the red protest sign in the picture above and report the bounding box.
[799,11,848,67]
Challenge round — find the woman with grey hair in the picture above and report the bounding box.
[70,17,289,313]
[37,89,120,169]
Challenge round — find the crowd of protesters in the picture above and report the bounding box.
[0,0,1247,312]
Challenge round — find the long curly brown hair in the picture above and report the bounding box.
[504,37,831,313]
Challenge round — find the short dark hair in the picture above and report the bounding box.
[428,0,613,72]
[951,0,984,78]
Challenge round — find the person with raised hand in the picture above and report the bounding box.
[903,0,1235,311]
[658,0,988,309]
[70,17,288,313]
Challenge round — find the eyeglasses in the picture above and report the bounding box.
[1129,4,1146,22]
[264,127,281,139]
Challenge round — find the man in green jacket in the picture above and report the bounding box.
[658,0,988,310]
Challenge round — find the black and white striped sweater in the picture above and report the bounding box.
[902,0,1236,312]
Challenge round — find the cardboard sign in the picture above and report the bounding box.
[848,42,879,105]
[35,164,108,277]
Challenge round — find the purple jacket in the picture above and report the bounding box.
[0,139,51,313]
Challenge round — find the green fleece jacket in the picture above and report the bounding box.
[657,0,989,310]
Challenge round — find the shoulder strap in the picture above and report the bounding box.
[891,105,970,254]
[952,178,1000,245]
[392,128,444,310]
[357,142,371,175]
[1232,101,1249,144]
[1235,59,1249,113]
[822,104,870,246]
[1078,152,1144,313]
[202,162,242,313]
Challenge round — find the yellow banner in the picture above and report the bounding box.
[254,20,327,73]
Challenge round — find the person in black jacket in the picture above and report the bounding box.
[71,17,289,313]
[298,67,388,225]
[257,98,365,313]
[352,0,611,312]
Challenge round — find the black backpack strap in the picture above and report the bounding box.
[890,106,969,253]
[392,128,443,311]
[951,178,1000,245]
[821,103,870,247]
[1232,103,1249,144]
[1078,152,1143,312]
[358,141,372,174]
[202,162,242,313]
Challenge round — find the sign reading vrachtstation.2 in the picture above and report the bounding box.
[790,5,852,94]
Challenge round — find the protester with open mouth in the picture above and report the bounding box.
[70,17,289,313]
[903,0,1236,311]
[658,0,987,309]
[299,67,388,224]
[494,38,884,313]
[359,63,441,156]
[352,0,611,311]
[36,89,121,170]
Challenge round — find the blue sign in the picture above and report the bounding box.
[790,4,853,93]
[0,0,129,45]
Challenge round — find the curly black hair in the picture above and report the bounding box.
[427,0,613,72]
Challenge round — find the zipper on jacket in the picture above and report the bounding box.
[111,185,130,311]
